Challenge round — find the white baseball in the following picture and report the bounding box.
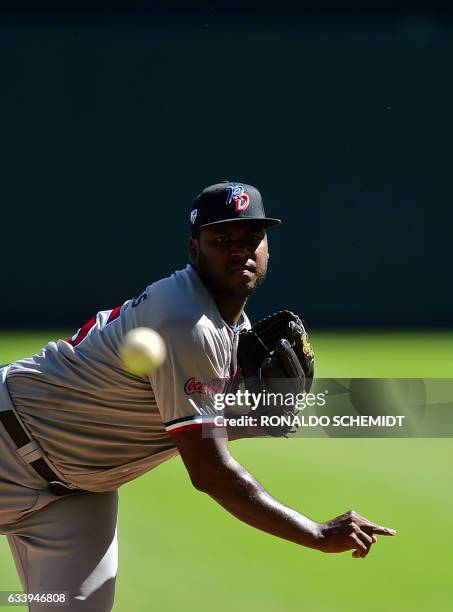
[120,327,166,376]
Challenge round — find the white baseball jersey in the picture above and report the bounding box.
[6,265,250,492]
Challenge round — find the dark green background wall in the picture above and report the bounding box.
[1,10,451,327]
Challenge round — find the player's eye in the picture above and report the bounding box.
[215,236,230,245]
[247,234,264,245]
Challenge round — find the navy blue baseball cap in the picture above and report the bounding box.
[189,181,281,234]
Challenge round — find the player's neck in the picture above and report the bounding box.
[212,295,246,326]
[191,264,246,325]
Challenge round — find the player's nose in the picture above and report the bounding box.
[229,239,256,259]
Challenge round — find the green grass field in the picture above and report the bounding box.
[0,331,452,611]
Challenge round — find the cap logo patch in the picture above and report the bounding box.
[226,184,250,213]
[190,209,198,224]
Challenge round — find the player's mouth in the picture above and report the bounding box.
[228,264,256,274]
[228,261,256,274]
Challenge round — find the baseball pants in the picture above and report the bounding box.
[0,368,119,612]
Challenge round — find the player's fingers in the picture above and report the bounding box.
[357,528,373,545]
[350,532,368,558]
[371,535,377,544]
[357,516,396,536]
[363,523,396,536]
[359,531,374,559]
[354,528,374,558]
[352,546,373,559]
[348,511,396,536]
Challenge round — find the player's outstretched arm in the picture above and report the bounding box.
[173,429,396,558]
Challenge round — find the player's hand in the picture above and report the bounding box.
[315,510,396,558]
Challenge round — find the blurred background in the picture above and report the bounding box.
[1,0,452,328]
[1,2,452,611]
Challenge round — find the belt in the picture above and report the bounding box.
[0,409,83,497]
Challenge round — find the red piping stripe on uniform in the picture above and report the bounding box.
[106,305,122,324]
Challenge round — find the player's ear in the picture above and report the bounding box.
[188,236,199,265]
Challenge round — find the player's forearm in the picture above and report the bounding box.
[197,460,321,550]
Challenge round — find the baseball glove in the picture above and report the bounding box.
[236,310,315,437]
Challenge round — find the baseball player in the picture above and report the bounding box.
[0,181,396,611]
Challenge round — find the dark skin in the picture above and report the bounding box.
[188,220,269,325]
[175,220,396,558]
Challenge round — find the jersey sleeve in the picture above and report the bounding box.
[149,318,227,435]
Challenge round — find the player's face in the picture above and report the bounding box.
[190,221,269,298]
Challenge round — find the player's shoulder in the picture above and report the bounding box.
[128,265,223,336]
